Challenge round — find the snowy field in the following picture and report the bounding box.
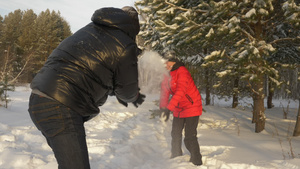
[0,85,300,169]
[1,50,300,169]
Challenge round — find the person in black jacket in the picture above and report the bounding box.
[28,6,145,169]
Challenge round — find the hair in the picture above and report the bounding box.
[167,57,180,63]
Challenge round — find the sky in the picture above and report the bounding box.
[0,0,136,33]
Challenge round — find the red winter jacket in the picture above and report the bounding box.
[160,64,202,118]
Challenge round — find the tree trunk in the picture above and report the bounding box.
[232,77,239,108]
[252,77,266,133]
[203,48,211,106]
[253,97,265,133]
[267,79,274,109]
[293,99,300,136]
[205,68,211,105]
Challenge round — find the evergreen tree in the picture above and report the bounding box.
[0,15,4,70]
[1,10,22,48]
[136,0,215,106]
[15,9,38,82]
[34,9,58,70]
[0,9,72,83]
[0,15,3,41]
[136,0,204,55]
[294,71,300,136]
[201,0,299,133]
[1,10,23,79]
[33,9,72,74]
[0,73,15,108]
[18,10,38,53]
[136,0,300,133]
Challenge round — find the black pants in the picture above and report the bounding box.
[28,93,90,169]
[171,116,202,165]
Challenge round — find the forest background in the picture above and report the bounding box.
[0,0,300,135]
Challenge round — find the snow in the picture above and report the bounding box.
[216,70,231,78]
[254,0,267,8]
[245,8,256,18]
[205,28,214,38]
[287,13,298,22]
[138,50,168,93]
[1,85,300,169]
[229,16,240,24]
[204,51,220,61]
[1,52,300,169]
[282,2,290,11]
[140,7,152,13]
[258,8,269,15]
[238,50,248,59]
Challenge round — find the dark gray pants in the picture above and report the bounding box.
[171,116,202,165]
[28,93,90,169]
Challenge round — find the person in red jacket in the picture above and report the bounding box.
[159,55,203,166]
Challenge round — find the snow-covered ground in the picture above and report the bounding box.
[0,85,300,169]
[1,51,300,169]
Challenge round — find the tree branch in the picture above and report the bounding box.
[9,52,35,84]
[164,1,207,13]
[270,37,300,45]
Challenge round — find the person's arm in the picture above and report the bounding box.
[114,44,140,103]
[159,75,171,109]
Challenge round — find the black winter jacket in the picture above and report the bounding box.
[30,7,141,116]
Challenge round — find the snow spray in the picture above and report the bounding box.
[138,50,169,94]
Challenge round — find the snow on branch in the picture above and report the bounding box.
[164,1,207,13]
[245,8,256,18]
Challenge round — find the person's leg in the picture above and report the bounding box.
[171,117,185,158]
[48,122,89,169]
[184,116,202,165]
[28,93,90,169]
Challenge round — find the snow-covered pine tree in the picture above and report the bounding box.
[136,0,300,133]
[267,0,300,136]
[135,0,205,55]
[201,0,299,133]
[136,0,216,106]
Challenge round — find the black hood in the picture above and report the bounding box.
[91,7,140,40]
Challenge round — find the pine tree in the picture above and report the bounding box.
[0,15,4,69]
[0,9,72,83]
[15,9,38,82]
[136,0,300,133]
[18,10,38,53]
[200,0,299,133]
[0,73,15,108]
[0,10,23,80]
[0,15,3,41]
[33,9,72,74]
[1,10,22,47]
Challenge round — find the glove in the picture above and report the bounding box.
[161,108,171,122]
[132,93,146,108]
[117,97,128,107]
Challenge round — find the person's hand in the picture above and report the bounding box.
[161,108,170,121]
[117,97,128,107]
[132,93,146,108]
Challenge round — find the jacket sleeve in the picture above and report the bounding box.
[167,67,190,111]
[159,75,171,109]
[114,44,139,103]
